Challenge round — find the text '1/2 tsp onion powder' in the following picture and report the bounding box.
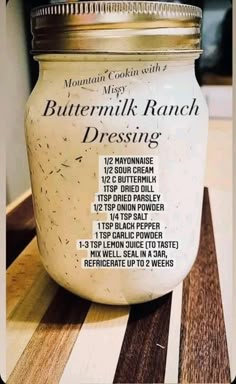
[25,1,208,304]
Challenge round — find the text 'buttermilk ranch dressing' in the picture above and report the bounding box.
[25,1,208,304]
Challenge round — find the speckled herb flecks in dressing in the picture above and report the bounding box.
[25,56,208,304]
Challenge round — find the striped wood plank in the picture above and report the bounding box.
[8,290,90,384]
[6,239,58,380]
[209,189,233,380]
[7,269,57,380]
[178,189,231,383]
[7,238,42,318]
[59,304,130,384]
[164,282,183,384]
[113,293,172,383]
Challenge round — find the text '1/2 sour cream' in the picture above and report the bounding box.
[25,1,208,304]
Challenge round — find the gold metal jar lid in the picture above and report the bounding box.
[31,1,202,54]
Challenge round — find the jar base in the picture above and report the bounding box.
[44,266,174,305]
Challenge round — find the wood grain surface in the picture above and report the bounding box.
[179,189,231,383]
[114,293,172,383]
[60,304,129,384]
[8,290,90,384]
[7,270,57,379]
[164,282,183,383]
[7,238,42,317]
[6,188,231,383]
[6,238,58,380]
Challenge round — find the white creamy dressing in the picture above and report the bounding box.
[25,55,208,304]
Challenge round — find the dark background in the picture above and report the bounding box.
[9,0,233,89]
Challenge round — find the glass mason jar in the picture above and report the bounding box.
[25,1,208,305]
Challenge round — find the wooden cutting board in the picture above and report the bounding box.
[6,188,231,383]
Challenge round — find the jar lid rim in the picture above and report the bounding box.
[31,1,202,53]
[31,1,202,20]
